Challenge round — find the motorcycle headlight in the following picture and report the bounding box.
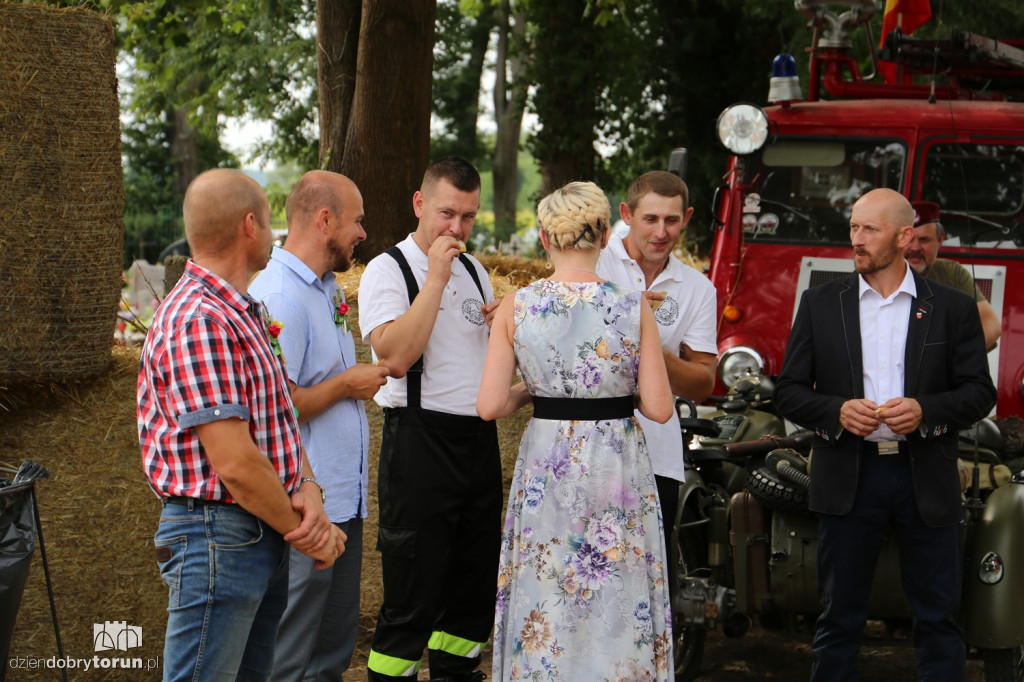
[979,551,1004,585]
[716,104,769,155]
[718,346,764,388]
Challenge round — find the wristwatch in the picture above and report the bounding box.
[301,476,326,504]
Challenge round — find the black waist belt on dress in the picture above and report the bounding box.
[531,396,635,421]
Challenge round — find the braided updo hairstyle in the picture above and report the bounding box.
[537,181,610,251]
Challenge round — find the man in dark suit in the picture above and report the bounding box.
[774,188,996,681]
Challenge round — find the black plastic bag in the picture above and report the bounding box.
[0,462,49,678]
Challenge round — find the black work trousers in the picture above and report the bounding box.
[368,406,502,680]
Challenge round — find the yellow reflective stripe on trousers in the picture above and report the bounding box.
[427,630,486,658]
[367,649,420,677]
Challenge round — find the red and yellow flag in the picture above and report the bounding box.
[878,0,932,82]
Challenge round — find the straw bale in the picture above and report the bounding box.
[336,255,550,304]
[0,3,123,384]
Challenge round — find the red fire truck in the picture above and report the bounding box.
[693,0,1024,417]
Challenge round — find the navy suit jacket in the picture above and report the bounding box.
[773,269,996,527]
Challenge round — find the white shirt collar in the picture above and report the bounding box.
[858,260,917,301]
[606,233,687,285]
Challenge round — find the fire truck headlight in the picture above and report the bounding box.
[718,346,764,388]
[716,104,769,155]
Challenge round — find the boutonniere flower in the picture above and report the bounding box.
[263,309,285,359]
[333,290,351,334]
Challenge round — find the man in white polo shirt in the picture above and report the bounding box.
[596,170,718,555]
[358,157,499,682]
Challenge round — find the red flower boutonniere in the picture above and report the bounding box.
[333,290,351,334]
[263,309,285,360]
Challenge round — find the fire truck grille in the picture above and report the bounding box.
[808,270,849,289]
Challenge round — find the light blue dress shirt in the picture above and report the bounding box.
[250,247,369,522]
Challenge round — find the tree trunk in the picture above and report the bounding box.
[170,106,199,197]
[328,0,436,261]
[316,0,361,170]
[492,0,527,244]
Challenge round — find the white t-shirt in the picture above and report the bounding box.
[596,234,718,481]
[358,234,494,416]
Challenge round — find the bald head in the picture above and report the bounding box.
[283,170,365,274]
[285,170,357,233]
[183,169,269,255]
[850,188,915,281]
[852,188,915,233]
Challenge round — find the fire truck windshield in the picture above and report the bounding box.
[921,142,1024,249]
[746,139,1024,249]
[745,138,906,245]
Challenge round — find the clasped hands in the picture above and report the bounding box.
[284,484,347,569]
[840,397,923,437]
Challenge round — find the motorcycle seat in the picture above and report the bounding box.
[679,417,721,439]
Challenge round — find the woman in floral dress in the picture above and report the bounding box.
[478,181,675,681]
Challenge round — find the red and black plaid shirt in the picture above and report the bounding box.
[138,260,302,502]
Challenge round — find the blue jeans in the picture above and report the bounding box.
[155,500,290,682]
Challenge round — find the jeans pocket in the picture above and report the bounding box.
[208,505,264,551]
[155,535,187,608]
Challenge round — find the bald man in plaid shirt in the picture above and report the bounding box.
[137,169,346,682]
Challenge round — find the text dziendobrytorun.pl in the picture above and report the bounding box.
[8,655,161,671]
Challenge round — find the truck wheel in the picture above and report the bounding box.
[674,506,707,682]
[982,646,1024,682]
[745,465,810,515]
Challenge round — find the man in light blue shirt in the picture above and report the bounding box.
[250,170,389,681]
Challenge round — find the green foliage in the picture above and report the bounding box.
[919,0,1024,39]
[472,209,538,244]
[114,0,318,153]
[119,102,238,268]
[432,0,496,168]
[479,149,542,212]
[104,0,317,262]
[527,0,632,185]
[590,0,806,253]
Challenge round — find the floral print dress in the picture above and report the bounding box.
[492,280,673,682]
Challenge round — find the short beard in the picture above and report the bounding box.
[853,235,900,276]
[326,238,351,273]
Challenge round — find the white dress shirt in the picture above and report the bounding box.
[858,262,916,442]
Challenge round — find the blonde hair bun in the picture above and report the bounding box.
[537,181,610,251]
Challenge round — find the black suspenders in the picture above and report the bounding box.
[385,246,486,408]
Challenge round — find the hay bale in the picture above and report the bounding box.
[0,3,123,384]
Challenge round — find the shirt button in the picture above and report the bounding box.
[214,409,221,416]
